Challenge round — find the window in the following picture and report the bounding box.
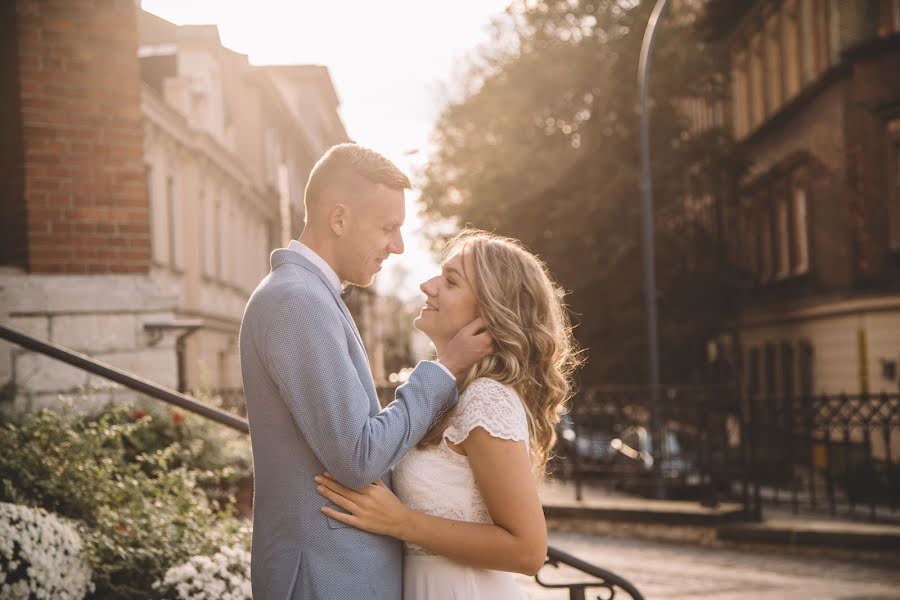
[227,198,236,285]
[732,49,750,137]
[742,205,759,274]
[878,0,900,35]
[776,196,791,278]
[764,343,778,397]
[198,188,206,276]
[749,34,766,129]
[827,0,841,65]
[215,197,223,280]
[792,188,810,273]
[747,347,761,396]
[202,190,215,277]
[781,343,795,399]
[890,129,900,250]
[782,0,802,99]
[765,14,783,115]
[798,340,814,396]
[813,0,831,74]
[166,175,183,271]
[149,165,168,265]
[760,206,774,281]
[799,0,816,83]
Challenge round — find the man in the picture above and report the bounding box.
[239,144,492,599]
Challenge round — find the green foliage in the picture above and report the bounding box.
[0,406,249,599]
[420,0,746,384]
[118,399,252,507]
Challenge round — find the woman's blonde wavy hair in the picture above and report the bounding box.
[417,229,582,477]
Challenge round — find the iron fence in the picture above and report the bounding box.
[558,384,900,520]
[744,391,900,519]
[556,385,747,510]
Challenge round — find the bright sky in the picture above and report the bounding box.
[140,0,510,299]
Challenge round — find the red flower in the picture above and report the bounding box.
[171,409,184,424]
[114,522,129,533]
[132,409,147,420]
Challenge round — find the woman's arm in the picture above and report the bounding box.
[316,427,547,576]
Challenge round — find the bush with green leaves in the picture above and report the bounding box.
[113,398,252,508]
[0,406,249,599]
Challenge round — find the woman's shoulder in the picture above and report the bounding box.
[461,377,521,403]
[449,377,528,444]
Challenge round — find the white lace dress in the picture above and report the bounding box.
[394,377,530,599]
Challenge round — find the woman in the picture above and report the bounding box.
[315,229,580,598]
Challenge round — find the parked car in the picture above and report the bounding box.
[609,425,703,497]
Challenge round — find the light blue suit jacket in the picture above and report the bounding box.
[239,249,457,599]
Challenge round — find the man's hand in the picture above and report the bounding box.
[440,317,494,380]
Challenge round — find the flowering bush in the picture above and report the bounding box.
[154,545,251,600]
[0,502,94,599]
[0,407,250,599]
[117,398,252,508]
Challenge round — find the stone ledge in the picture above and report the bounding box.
[717,520,900,551]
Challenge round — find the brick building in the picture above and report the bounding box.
[689,1,900,397]
[0,2,385,409]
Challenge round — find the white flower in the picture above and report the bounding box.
[0,503,94,600]
[154,546,251,600]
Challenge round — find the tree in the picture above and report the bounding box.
[420,0,745,385]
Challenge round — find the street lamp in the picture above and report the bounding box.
[638,0,670,497]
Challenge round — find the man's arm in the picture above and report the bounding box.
[265,294,456,489]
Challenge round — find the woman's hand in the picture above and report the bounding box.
[315,473,412,539]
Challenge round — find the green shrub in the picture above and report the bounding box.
[0,406,249,599]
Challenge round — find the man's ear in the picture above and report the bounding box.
[330,203,348,236]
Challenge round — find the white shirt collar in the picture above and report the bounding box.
[287,240,342,294]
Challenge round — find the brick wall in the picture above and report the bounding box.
[10,0,150,274]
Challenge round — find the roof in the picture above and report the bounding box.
[258,64,341,108]
[137,9,222,47]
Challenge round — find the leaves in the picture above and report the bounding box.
[0,406,249,599]
[420,0,743,384]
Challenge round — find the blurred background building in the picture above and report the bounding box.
[0,2,386,410]
[685,0,900,396]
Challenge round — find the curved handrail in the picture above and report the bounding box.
[536,545,645,600]
[0,323,645,599]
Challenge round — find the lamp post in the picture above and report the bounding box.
[638,0,670,497]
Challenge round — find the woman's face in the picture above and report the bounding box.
[414,248,479,351]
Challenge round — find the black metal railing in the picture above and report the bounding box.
[559,384,900,521]
[0,323,645,600]
[744,391,900,520]
[557,385,747,511]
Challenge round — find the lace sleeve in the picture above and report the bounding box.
[444,378,528,445]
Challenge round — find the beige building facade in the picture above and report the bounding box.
[0,4,381,410]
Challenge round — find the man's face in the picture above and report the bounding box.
[339,183,405,286]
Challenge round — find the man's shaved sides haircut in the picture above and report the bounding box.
[304,143,412,222]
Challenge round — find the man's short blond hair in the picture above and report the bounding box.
[304,144,411,221]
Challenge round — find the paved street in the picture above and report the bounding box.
[514,530,900,600]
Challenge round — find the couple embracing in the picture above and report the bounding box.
[239,144,579,599]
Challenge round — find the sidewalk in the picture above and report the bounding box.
[540,478,900,552]
[540,478,747,525]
